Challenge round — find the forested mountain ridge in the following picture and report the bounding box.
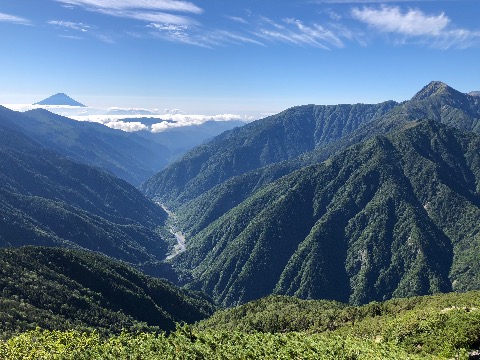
[0,106,171,185]
[141,101,398,206]
[149,82,480,242]
[0,246,215,338]
[0,122,172,267]
[171,120,480,306]
[332,81,480,155]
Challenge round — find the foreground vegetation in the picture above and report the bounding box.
[3,291,480,359]
[0,328,424,359]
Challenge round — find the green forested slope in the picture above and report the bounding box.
[172,120,480,306]
[0,246,214,338]
[141,101,397,206]
[150,82,480,243]
[197,291,480,335]
[0,123,172,266]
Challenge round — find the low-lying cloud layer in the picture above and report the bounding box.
[2,103,254,132]
[72,113,252,132]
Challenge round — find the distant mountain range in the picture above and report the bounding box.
[34,93,86,107]
[141,81,480,307]
[1,100,245,184]
[0,106,171,186]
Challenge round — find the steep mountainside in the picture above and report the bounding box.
[0,246,214,337]
[167,82,480,238]
[0,106,171,185]
[172,121,480,306]
[328,81,480,158]
[141,101,398,206]
[0,122,172,267]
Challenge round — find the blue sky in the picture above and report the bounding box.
[1,0,480,117]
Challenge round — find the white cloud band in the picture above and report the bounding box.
[56,0,202,14]
[0,12,31,25]
[352,6,449,36]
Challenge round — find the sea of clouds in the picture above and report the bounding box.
[2,104,256,132]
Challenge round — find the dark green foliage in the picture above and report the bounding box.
[0,246,215,338]
[0,122,172,266]
[199,291,480,332]
[176,161,299,237]
[171,121,478,306]
[197,295,346,333]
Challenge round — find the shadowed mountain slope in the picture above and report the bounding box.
[0,121,172,267]
[0,246,215,338]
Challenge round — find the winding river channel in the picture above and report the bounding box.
[157,203,187,260]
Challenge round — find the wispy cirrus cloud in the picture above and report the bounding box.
[56,0,202,26]
[148,23,263,47]
[352,6,449,36]
[352,6,480,49]
[47,19,115,43]
[48,20,91,32]
[226,16,248,24]
[48,0,479,50]
[55,0,202,14]
[0,12,31,25]
[255,17,351,49]
[59,35,84,40]
[100,9,195,25]
[312,0,441,3]
[94,33,116,44]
